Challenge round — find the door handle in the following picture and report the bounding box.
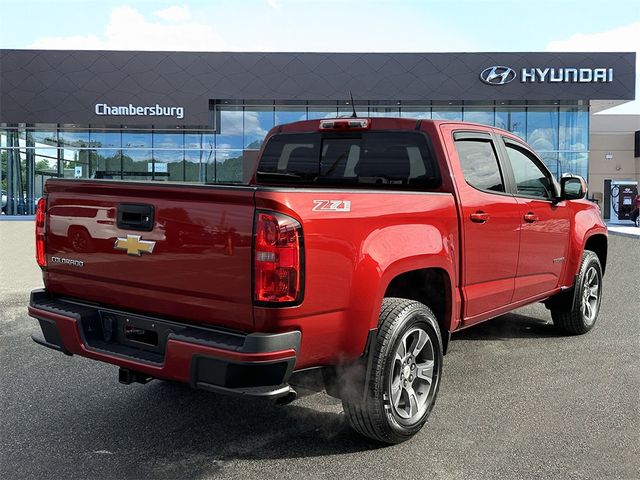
[524,212,539,223]
[470,211,489,223]
[117,203,155,231]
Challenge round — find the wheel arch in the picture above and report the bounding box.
[584,233,608,275]
[383,267,454,353]
[546,234,607,313]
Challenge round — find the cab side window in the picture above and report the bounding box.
[454,138,505,193]
[504,142,553,199]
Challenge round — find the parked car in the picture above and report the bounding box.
[1,193,41,215]
[632,194,640,227]
[29,118,607,444]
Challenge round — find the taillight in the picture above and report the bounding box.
[254,211,303,304]
[35,197,47,268]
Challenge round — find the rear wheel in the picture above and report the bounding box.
[551,250,603,335]
[342,298,443,444]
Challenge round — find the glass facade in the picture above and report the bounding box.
[1,102,589,215]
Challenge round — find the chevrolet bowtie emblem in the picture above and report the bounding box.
[114,234,156,256]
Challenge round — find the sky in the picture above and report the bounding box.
[0,0,639,113]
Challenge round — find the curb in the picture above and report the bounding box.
[0,216,35,221]
[607,229,640,240]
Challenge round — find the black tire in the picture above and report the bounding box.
[551,250,603,335]
[342,298,443,444]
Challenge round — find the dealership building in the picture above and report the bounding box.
[0,49,636,216]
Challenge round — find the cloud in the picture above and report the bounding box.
[28,5,225,51]
[219,110,268,139]
[546,22,639,115]
[154,5,191,22]
[546,22,640,53]
[25,2,472,53]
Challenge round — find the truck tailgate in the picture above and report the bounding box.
[43,180,256,331]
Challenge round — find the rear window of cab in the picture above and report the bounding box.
[256,132,441,190]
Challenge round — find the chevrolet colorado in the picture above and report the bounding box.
[29,118,607,443]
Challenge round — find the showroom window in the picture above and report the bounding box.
[121,130,152,181]
[307,106,338,120]
[463,108,495,126]
[369,106,401,117]
[400,108,431,119]
[275,106,306,126]
[217,107,243,151]
[432,107,462,121]
[527,107,559,152]
[0,103,591,215]
[559,107,589,152]
[58,129,90,148]
[495,108,526,140]
[244,107,274,149]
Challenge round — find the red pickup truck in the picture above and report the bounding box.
[29,118,607,444]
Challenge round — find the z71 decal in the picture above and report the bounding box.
[312,200,351,212]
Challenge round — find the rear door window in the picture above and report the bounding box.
[257,132,440,189]
[454,138,506,193]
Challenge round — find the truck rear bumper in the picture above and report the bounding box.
[28,289,300,399]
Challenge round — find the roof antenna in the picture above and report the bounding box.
[349,91,357,118]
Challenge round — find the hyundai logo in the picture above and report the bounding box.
[480,66,517,85]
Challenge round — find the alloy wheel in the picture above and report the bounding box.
[581,266,600,325]
[389,326,435,425]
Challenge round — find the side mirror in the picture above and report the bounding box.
[560,175,587,201]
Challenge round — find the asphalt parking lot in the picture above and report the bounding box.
[1,221,638,480]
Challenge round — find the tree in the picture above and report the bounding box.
[35,159,51,173]
[216,155,242,183]
[246,140,262,150]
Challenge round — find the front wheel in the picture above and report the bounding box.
[342,298,443,444]
[551,250,603,335]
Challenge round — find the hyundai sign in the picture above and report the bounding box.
[481,66,615,85]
